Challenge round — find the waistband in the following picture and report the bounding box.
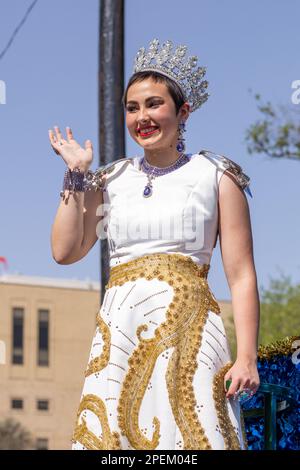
[106,253,210,289]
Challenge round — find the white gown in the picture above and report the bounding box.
[71,150,250,450]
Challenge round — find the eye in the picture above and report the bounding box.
[149,101,161,108]
[126,105,137,112]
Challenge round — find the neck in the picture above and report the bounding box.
[143,146,182,168]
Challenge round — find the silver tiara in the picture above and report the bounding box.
[133,38,209,112]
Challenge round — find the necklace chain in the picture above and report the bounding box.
[141,152,186,175]
[140,152,190,198]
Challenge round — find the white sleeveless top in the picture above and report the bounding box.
[101,151,249,268]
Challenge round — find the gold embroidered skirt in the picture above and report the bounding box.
[72,253,247,450]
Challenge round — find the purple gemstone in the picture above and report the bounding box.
[143,186,152,197]
[176,142,184,152]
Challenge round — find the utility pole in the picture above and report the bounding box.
[98,0,125,302]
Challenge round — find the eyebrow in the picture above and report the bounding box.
[126,96,164,105]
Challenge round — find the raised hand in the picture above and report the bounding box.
[48,126,93,174]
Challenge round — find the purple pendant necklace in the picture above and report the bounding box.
[140,152,190,197]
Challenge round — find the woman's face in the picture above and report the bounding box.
[125,78,189,152]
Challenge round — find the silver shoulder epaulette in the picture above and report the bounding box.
[83,157,134,192]
[199,149,253,198]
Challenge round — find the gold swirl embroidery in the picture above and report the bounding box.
[72,394,121,450]
[85,313,111,377]
[165,289,216,450]
[212,362,242,450]
[72,313,121,449]
[107,252,221,450]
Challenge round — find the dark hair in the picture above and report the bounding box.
[122,71,186,115]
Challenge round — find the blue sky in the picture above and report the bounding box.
[0,0,299,300]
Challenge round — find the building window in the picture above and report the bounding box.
[11,398,23,410]
[38,309,49,367]
[12,307,24,365]
[36,438,48,450]
[37,400,49,411]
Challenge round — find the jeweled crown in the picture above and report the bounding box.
[133,38,209,112]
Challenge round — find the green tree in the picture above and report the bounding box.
[245,92,300,160]
[226,273,300,356]
[0,418,33,450]
[258,273,300,345]
[243,90,300,354]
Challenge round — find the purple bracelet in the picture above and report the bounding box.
[60,167,86,199]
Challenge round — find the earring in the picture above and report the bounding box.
[176,120,186,153]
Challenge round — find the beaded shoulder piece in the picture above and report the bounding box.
[83,157,134,192]
[199,149,253,198]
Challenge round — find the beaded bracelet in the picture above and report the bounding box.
[60,167,106,202]
[60,167,85,201]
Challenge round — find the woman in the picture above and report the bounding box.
[49,39,260,450]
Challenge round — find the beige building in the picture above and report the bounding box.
[0,273,233,450]
[0,274,100,450]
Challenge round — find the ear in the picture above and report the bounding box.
[180,102,190,121]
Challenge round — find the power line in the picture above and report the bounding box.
[0,0,39,61]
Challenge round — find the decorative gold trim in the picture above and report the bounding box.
[258,335,300,361]
[85,313,111,377]
[72,394,121,450]
[107,252,221,450]
[106,253,211,290]
[166,325,211,450]
[72,313,121,449]
[212,362,242,450]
